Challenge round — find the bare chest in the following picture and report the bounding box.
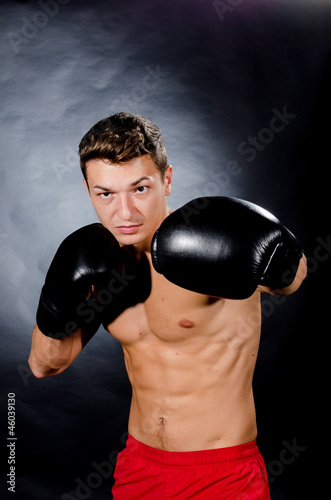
[106,260,262,351]
[106,266,221,344]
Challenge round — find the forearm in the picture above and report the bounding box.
[28,324,86,378]
[258,254,307,296]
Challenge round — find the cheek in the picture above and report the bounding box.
[141,199,165,233]
[140,195,162,218]
[90,199,103,215]
[90,200,112,223]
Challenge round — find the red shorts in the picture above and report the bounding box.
[112,434,270,499]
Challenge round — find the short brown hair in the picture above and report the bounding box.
[79,112,168,181]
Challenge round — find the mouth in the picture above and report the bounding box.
[116,224,142,234]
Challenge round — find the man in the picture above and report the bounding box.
[29,112,307,499]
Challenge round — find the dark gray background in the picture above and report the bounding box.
[1,0,329,498]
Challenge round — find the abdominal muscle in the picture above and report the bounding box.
[126,349,258,452]
[107,284,262,452]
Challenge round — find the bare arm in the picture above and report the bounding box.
[257,253,307,296]
[28,323,98,379]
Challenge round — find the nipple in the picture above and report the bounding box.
[178,318,195,328]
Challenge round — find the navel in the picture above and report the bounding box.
[178,318,195,328]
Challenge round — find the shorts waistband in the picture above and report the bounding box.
[124,434,259,467]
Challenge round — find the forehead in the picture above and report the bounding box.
[85,155,161,187]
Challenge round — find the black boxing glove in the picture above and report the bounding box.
[151,197,303,299]
[37,224,150,338]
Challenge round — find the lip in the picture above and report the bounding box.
[116,224,141,234]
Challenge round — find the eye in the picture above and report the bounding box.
[134,186,148,194]
[99,192,113,199]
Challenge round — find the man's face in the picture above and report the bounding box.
[84,155,172,250]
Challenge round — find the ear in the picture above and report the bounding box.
[164,165,173,197]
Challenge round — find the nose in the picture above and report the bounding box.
[116,192,136,221]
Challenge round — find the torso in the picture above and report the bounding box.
[105,253,262,452]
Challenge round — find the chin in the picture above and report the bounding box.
[116,233,148,248]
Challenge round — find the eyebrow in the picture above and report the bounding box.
[130,175,152,187]
[93,176,152,191]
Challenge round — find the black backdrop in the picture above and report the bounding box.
[1,0,330,499]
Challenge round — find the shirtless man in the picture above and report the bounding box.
[29,112,307,499]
